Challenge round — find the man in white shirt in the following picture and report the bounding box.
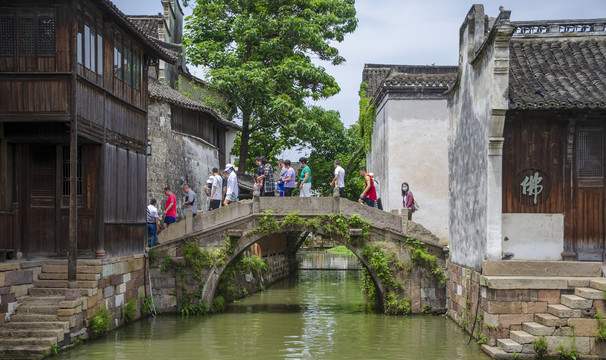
[330,159,345,198]
[224,164,239,206]
[210,168,223,211]
[146,199,159,247]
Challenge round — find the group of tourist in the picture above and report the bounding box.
[254,156,312,197]
[206,164,239,211]
[145,157,416,248]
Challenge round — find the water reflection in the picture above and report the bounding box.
[58,253,488,360]
[298,250,361,270]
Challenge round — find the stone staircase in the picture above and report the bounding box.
[0,261,98,357]
[483,278,606,359]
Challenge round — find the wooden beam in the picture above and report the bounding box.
[68,0,78,283]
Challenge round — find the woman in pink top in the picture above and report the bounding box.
[401,182,415,220]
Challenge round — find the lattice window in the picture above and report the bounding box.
[37,17,55,57]
[577,130,603,178]
[62,146,82,197]
[18,17,35,57]
[0,17,15,56]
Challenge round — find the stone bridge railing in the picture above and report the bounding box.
[157,193,441,248]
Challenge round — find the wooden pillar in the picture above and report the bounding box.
[67,0,78,284]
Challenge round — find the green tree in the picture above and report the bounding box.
[302,107,365,200]
[183,0,358,172]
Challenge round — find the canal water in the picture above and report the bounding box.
[58,252,488,360]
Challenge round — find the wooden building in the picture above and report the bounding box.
[0,0,176,260]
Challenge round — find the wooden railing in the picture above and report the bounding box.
[0,203,19,261]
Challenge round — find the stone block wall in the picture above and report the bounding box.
[147,100,221,218]
[0,261,43,322]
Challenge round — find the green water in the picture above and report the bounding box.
[58,254,489,360]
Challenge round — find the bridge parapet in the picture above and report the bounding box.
[156,196,433,247]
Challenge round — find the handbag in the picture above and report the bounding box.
[413,200,419,211]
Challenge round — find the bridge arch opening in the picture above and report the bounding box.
[201,221,387,312]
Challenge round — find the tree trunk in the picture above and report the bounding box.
[345,144,365,175]
[238,109,251,172]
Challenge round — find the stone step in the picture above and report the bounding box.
[547,304,582,318]
[482,260,602,277]
[510,330,535,344]
[480,276,594,290]
[590,278,606,291]
[9,314,59,323]
[44,259,105,266]
[496,338,523,353]
[3,321,70,332]
[0,328,64,342]
[33,279,98,289]
[522,321,555,336]
[38,272,100,281]
[0,336,57,347]
[481,345,510,359]
[0,344,50,355]
[16,305,60,315]
[535,313,567,327]
[574,287,603,300]
[19,296,64,305]
[29,287,96,297]
[42,264,102,274]
[561,294,593,309]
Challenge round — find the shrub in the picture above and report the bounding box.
[122,298,137,323]
[90,306,113,335]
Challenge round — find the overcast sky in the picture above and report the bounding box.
[113,0,604,156]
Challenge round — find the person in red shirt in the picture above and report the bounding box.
[163,186,177,228]
[358,167,377,207]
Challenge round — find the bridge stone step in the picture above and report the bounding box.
[9,314,59,322]
[481,345,511,359]
[510,330,535,344]
[522,322,554,336]
[20,296,64,305]
[0,344,50,355]
[535,313,567,327]
[42,264,102,274]
[29,287,96,297]
[561,294,593,309]
[496,338,523,353]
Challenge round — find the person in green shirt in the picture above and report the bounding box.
[298,157,312,197]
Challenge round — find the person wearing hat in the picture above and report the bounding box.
[210,168,223,211]
[204,178,213,212]
[224,163,239,206]
[299,157,311,197]
[146,198,159,247]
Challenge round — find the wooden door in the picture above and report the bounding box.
[27,145,57,255]
[572,127,605,261]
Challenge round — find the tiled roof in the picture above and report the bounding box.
[508,21,606,110]
[383,69,458,88]
[363,64,458,99]
[127,16,162,39]
[148,78,241,130]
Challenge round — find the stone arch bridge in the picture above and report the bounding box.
[152,193,447,314]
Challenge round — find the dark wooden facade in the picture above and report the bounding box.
[0,0,171,259]
[503,110,606,261]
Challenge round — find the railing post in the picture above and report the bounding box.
[332,187,340,214]
[185,209,193,234]
[253,189,260,214]
[401,209,409,235]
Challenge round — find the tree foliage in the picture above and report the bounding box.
[183,0,358,172]
[302,107,365,200]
